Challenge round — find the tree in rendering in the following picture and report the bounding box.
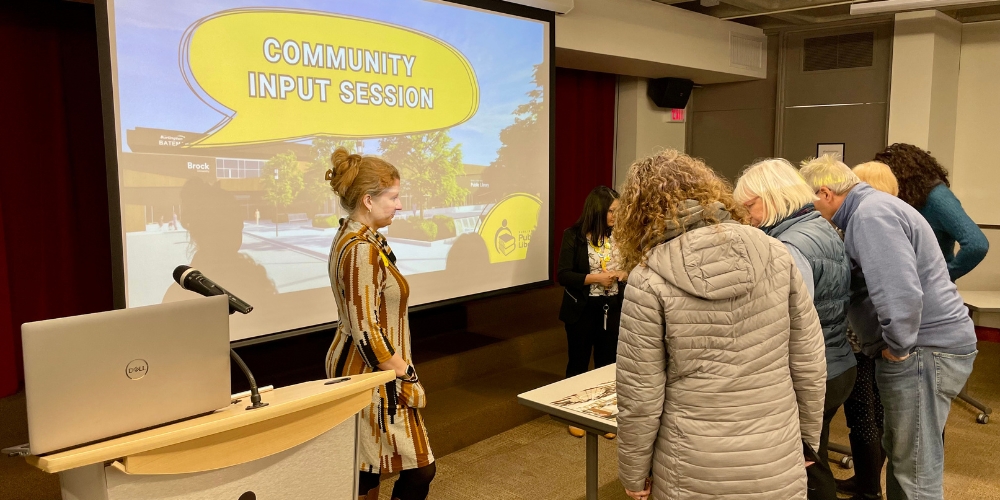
[379,131,467,218]
[483,63,548,199]
[261,151,303,235]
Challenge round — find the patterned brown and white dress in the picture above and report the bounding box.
[326,219,434,474]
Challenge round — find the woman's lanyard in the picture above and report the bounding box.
[590,238,613,329]
[590,238,612,272]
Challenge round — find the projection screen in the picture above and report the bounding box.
[97,0,553,341]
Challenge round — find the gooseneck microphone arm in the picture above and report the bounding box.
[229,349,267,410]
[172,265,268,411]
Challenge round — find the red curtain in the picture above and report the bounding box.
[0,3,114,398]
[552,68,618,280]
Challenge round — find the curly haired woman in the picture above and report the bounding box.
[613,149,827,500]
[874,144,988,281]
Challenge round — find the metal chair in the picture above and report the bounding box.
[960,293,996,424]
[828,442,854,469]
[958,383,992,424]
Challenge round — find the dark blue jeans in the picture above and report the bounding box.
[876,344,977,500]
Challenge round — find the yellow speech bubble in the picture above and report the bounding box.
[477,193,542,264]
[181,8,479,146]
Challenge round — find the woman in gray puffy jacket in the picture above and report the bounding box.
[612,150,828,500]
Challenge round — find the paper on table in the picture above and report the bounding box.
[550,381,618,420]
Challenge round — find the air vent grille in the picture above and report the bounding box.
[730,33,765,70]
[803,31,874,71]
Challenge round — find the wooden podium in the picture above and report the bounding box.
[26,372,394,500]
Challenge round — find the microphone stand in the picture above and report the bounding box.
[230,347,268,410]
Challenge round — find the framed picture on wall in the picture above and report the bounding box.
[816,143,845,160]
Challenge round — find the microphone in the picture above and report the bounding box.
[172,265,253,315]
[170,265,267,411]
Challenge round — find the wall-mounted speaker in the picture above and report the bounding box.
[647,78,694,109]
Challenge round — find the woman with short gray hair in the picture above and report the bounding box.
[735,157,856,500]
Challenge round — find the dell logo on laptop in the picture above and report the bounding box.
[126,359,148,380]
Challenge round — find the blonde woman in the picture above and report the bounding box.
[734,158,855,500]
[853,161,898,196]
[326,147,435,500]
[613,149,827,500]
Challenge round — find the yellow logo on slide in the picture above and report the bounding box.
[477,194,542,263]
[182,9,479,146]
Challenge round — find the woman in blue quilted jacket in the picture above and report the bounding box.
[735,157,857,500]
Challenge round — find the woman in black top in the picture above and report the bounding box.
[557,186,628,438]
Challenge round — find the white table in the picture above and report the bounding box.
[961,290,1000,313]
[518,364,616,500]
[959,290,996,424]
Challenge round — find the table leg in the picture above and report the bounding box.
[587,431,598,500]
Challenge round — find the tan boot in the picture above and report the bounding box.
[359,486,379,500]
[568,426,585,438]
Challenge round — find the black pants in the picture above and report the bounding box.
[807,365,858,500]
[842,351,885,497]
[358,463,436,500]
[565,296,621,378]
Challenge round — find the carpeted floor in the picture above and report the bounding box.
[378,341,1000,500]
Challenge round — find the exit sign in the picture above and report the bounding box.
[664,108,685,123]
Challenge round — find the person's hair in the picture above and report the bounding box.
[326,147,400,212]
[733,158,818,227]
[573,186,619,247]
[853,161,899,196]
[873,143,949,208]
[612,149,747,272]
[799,154,860,195]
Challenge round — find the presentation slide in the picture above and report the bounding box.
[104,0,552,341]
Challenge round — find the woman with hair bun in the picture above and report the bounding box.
[325,147,435,500]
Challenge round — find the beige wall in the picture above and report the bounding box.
[953,20,1000,226]
[951,21,1000,302]
[614,77,686,189]
[956,229,1000,290]
[556,0,767,84]
[888,12,1000,298]
[687,33,779,183]
[887,10,962,171]
[781,23,893,169]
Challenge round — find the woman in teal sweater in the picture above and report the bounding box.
[875,143,989,281]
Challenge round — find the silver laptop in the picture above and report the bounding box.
[22,295,231,455]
